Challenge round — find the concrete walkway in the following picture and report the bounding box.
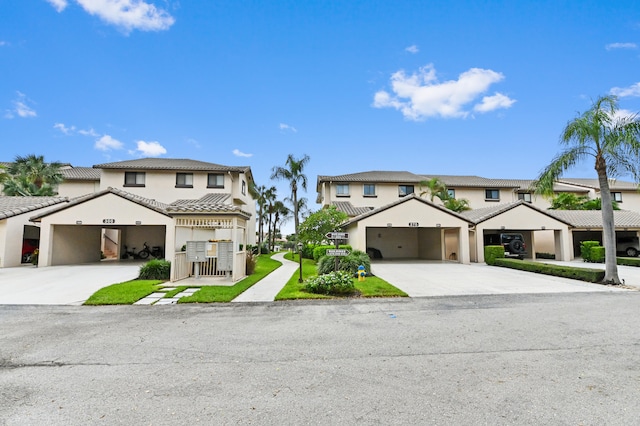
[231,252,299,302]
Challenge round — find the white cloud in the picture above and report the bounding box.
[54,122,76,134]
[605,42,638,51]
[611,109,638,122]
[610,82,640,98]
[473,92,516,113]
[5,92,37,119]
[74,0,175,32]
[95,134,124,151]
[46,0,69,12]
[373,64,515,120]
[405,45,419,54]
[78,127,99,137]
[135,140,166,156]
[279,123,297,133]
[233,149,253,158]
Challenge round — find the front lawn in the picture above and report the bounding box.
[275,253,407,300]
[84,280,166,305]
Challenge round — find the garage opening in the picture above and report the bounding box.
[21,225,40,264]
[365,226,460,261]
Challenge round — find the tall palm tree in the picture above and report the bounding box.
[264,186,277,251]
[271,154,310,237]
[271,200,290,251]
[251,184,273,249]
[534,95,640,284]
[3,154,64,196]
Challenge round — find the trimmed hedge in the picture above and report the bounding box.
[591,246,605,263]
[484,245,505,266]
[313,244,353,261]
[580,241,600,262]
[618,257,640,267]
[494,258,605,283]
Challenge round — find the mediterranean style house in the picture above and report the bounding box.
[317,171,640,263]
[0,158,256,282]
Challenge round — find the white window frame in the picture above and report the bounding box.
[336,184,350,197]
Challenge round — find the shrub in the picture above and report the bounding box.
[304,271,356,295]
[260,243,270,254]
[316,250,371,275]
[139,259,171,280]
[580,241,600,262]
[494,258,605,283]
[246,251,256,275]
[484,245,504,266]
[301,244,315,259]
[313,245,353,261]
[618,257,640,267]
[591,246,605,263]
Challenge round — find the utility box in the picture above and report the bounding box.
[186,241,207,262]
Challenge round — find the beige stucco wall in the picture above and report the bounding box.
[38,193,175,267]
[57,181,100,198]
[473,205,571,263]
[344,198,471,263]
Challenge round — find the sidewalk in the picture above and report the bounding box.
[231,252,299,302]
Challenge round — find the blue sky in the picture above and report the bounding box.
[2,1,640,227]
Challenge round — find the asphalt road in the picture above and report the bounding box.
[1,293,640,425]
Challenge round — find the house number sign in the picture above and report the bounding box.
[408,222,419,227]
[102,219,116,224]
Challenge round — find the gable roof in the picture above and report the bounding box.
[342,194,474,227]
[0,196,68,220]
[332,201,374,217]
[29,188,171,221]
[93,158,251,174]
[60,166,100,181]
[546,209,640,228]
[459,200,574,226]
[557,178,639,191]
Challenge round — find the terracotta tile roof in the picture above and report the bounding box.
[166,193,250,217]
[60,167,100,181]
[546,209,640,228]
[332,201,374,217]
[318,171,424,184]
[93,158,250,173]
[557,178,640,191]
[342,194,473,227]
[459,200,574,226]
[0,196,68,220]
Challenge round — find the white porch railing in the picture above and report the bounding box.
[171,251,247,282]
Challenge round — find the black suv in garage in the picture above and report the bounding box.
[484,233,527,260]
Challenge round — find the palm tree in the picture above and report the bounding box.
[270,201,290,251]
[251,184,274,250]
[271,154,310,237]
[419,177,448,202]
[443,198,471,212]
[534,95,640,284]
[3,154,64,196]
[264,186,277,252]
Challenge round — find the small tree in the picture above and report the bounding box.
[298,206,349,246]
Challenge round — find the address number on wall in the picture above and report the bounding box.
[103,219,116,224]
[408,222,419,227]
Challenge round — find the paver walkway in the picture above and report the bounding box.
[231,252,298,302]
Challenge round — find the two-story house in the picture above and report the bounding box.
[1,158,256,281]
[317,171,640,263]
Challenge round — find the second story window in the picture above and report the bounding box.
[518,192,532,203]
[363,184,376,197]
[124,172,145,187]
[175,173,193,188]
[447,189,456,199]
[612,192,623,203]
[336,184,350,197]
[399,185,414,197]
[485,189,500,201]
[242,180,246,195]
[207,173,224,188]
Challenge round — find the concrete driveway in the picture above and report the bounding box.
[0,261,142,305]
[371,260,631,297]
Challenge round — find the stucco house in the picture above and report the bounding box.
[1,158,257,282]
[317,171,640,263]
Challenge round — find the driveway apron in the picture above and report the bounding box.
[371,260,628,297]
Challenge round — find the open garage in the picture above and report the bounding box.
[342,195,472,263]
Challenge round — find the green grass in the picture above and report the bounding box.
[275,253,407,300]
[84,280,165,305]
[179,253,281,303]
